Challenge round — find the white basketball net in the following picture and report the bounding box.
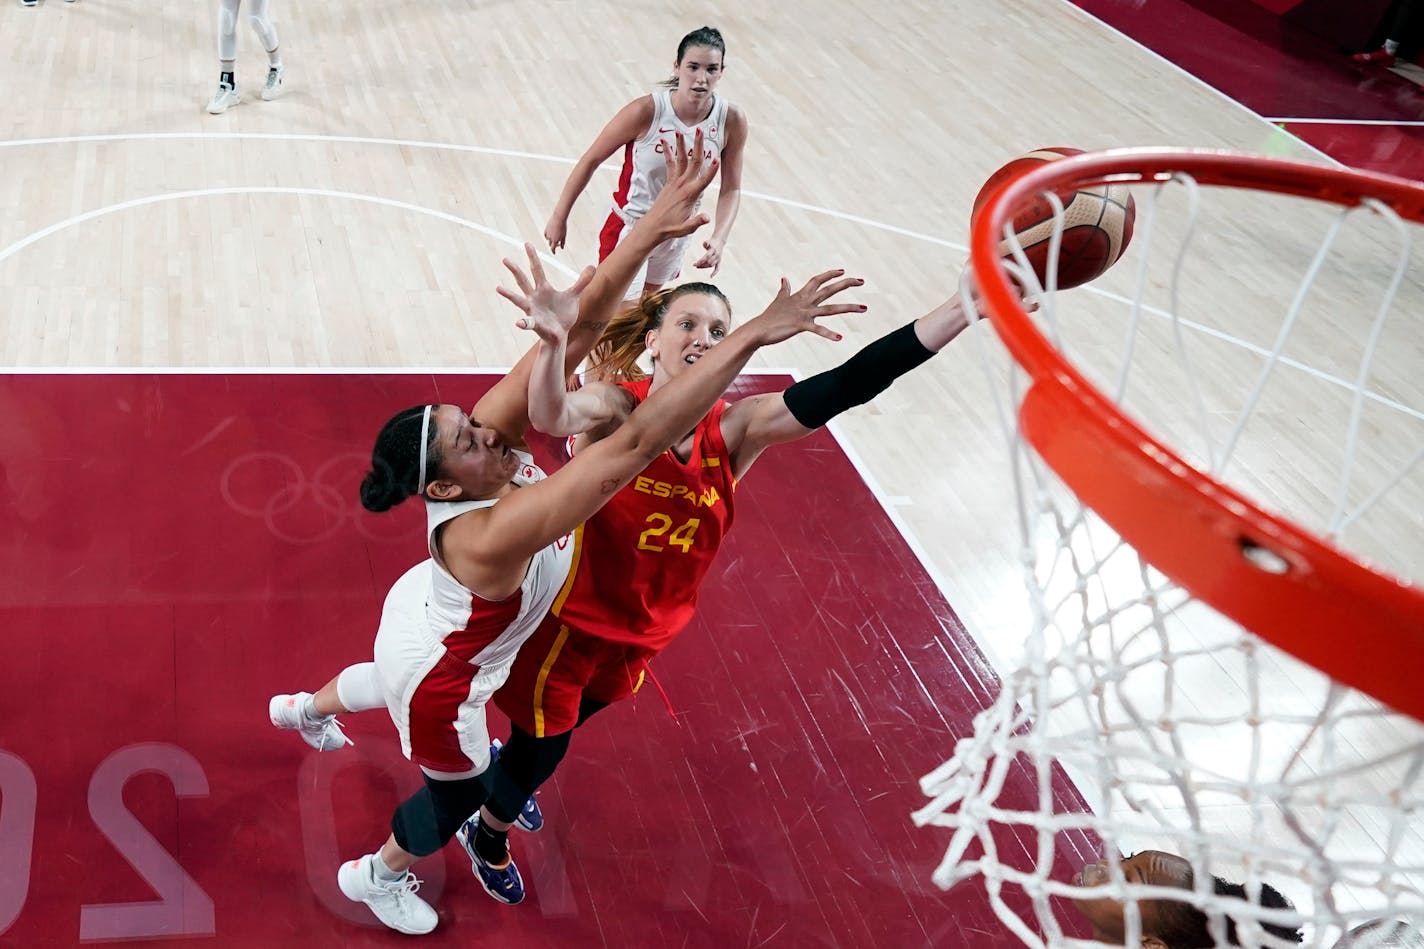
[914,159,1424,948]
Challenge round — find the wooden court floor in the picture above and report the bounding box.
[2,0,1420,945]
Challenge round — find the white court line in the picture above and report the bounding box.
[0,185,580,277]
[0,131,964,251]
[1058,0,1342,168]
[1267,117,1424,127]
[2,131,1415,420]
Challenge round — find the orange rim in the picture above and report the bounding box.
[970,148,1424,721]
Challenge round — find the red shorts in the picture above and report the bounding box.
[494,610,657,737]
[596,209,687,288]
[597,209,625,262]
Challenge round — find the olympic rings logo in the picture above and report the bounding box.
[219,451,415,545]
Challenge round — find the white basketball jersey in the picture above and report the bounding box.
[422,450,574,671]
[611,88,730,222]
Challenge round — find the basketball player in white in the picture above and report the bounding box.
[268,137,865,934]
[206,0,284,114]
[544,26,749,299]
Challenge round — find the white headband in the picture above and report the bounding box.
[415,404,433,496]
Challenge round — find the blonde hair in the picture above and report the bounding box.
[588,283,730,382]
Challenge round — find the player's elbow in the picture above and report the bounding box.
[528,405,568,437]
[532,411,579,439]
[619,420,670,466]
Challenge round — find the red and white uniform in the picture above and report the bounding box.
[598,89,732,290]
[375,451,575,774]
[495,381,737,735]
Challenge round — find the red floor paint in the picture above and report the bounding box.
[1069,0,1424,179]
[0,374,1095,947]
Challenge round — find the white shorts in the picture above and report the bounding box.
[373,561,507,778]
[599,208,692,297]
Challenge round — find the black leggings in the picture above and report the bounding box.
[482,697,607,824]
[390,771,489,858]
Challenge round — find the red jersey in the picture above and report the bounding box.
[553,378,737,650]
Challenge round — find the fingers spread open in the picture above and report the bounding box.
[695,157,719,190]
[497,285,531,311]
[812,301,868,319]
[502,257,534,295]
[812,276,864,305]
[524,242,547,285]
[807,268,847,288]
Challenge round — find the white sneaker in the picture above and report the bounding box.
[21,0,39,7]
[337,854,438,935]
[268,692,352,751]
[261,63,285,101]
[206,81,238,115]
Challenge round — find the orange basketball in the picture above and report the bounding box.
[971,147,1136,290]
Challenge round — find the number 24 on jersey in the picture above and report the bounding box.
[637,514,700,553]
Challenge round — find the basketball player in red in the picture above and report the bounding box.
[468,274,982,894]
[269,132,868,920]
[543,26,747,298]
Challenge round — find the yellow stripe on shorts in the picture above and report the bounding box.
[532,623,572,739]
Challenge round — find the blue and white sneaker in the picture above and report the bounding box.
[455,818,525,905]
[488,739,544,832]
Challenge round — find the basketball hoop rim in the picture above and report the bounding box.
[970,147,1424,722]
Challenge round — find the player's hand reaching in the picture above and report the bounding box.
[498,243,596,344]
[641,129,719,243]
[692,235,725,276]
[744,269,867,346]
[543,217,568,255]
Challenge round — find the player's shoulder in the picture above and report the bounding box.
[621,94,658,121]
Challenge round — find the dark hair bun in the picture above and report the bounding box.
[360,467,400,513]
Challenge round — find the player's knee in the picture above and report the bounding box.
[390,787,443,857]
[481,762,534,825]
[391,776,486,856]
[248,13,278,47]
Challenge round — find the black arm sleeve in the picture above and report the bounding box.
[781,321,935,429]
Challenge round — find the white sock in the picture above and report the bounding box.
[1385,39,1400,55]
[299,693,324,724]
[372,851,404,883]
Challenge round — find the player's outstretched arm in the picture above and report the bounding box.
[470,130,719,446]
[499,243,635,437]
[479,269,864,563]
[722,292,973,478]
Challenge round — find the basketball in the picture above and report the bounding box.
[971,146,1136,290]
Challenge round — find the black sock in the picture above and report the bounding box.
[474,817,509,865]
[220,71,235,87]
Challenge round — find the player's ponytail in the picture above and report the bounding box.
[587,293,667,381]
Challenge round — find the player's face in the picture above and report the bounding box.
[646,293,731,379]
[429,404,519,499]
[672,46,724,99]
[1070,850,1192,945]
